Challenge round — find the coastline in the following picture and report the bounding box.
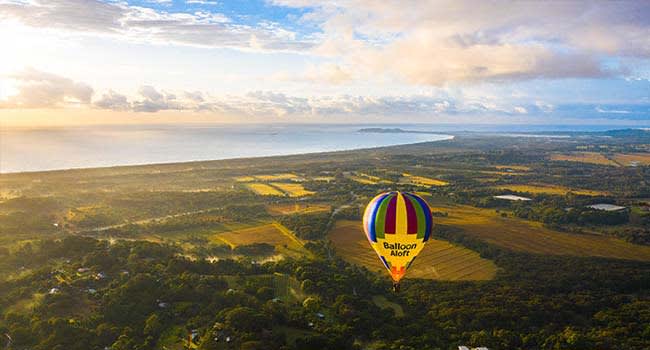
[0,134,455,175]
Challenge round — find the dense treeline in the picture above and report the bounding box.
[279,212,331,240]
[1,231,649,350]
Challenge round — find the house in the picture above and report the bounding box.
[190,329,199,342]
[49,287,60,295]
[458,346,470,350]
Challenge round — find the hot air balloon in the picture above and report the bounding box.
[363,191,433,292]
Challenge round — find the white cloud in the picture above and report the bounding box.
[278,0,649,84]
[0,68,93,108]
[94,90,130,111]
[513,106,528,114]
[0,0,313,51]
[186,0,219,5]
[595,106,631,114]
[2,0,648,87]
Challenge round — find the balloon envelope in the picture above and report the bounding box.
[362,191,433,282]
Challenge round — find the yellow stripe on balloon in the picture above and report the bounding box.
[395,193,407,235]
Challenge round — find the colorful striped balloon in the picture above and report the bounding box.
[363,191,433,283]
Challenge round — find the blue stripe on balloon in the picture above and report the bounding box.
[368,192,391,242]
[379,255,390,269]
[407,255,417,268]
[411,194,432,241]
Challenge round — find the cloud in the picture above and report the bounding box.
[0,68,93,108]
[5,69,649,121]
[186,0,219,5]
[303,63,352,84]
[513,106,528,114]
[595,106,631,114]
[278,0,650,84]
[2,0,649,86]
[131,86,183,112]
[94,90,130,111]
[0,0,313,51]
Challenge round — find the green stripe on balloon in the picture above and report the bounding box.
[374,194,393,239]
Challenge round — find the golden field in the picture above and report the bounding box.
[246,183,284,196]
[346,172,391,185]
[430,204,650,261]
[266,203,331,216]
[494,184,606,196]
[255,173,299,181]
[494,165,531,171]
[347,175,377,184]
[612,153,650,166]
[212,222,308,258]
[401,173,449,186]
[234,176,256,182]
[328,220,497,281]
[270,182,315,197]
[312,176,335,182]
[550,152,618,166]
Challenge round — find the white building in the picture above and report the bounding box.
[494,194,531,201]
[588,204,626,211]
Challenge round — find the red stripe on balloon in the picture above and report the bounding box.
[404,194,418,234]
[384,195,397,234]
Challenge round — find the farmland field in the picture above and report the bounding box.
[612,153,650,166]
[401,173,449,186]
[246,183,284,196]
[254,173,299,181]
[312,176,335,182]
[430,204,650,261]
[494,184,606,196]
[266,203,330,216]
[550,152,618,166]
[270,183,315,197]
[346,172,391,185]
[234,176,256,182]
[347,175,377,184]
[328,220,497,281]
[212,222,309,258]
[494,165,531,171]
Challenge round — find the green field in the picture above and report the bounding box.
[371,295,404,317]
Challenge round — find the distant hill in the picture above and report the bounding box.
[358,127,442,134]
[601,128,650,137]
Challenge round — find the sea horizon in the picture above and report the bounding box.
[1,123,647,174]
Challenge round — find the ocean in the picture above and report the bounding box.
[1,124,450,173]
[0,123,641,173]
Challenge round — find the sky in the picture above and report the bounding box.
[0,0,649,126]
